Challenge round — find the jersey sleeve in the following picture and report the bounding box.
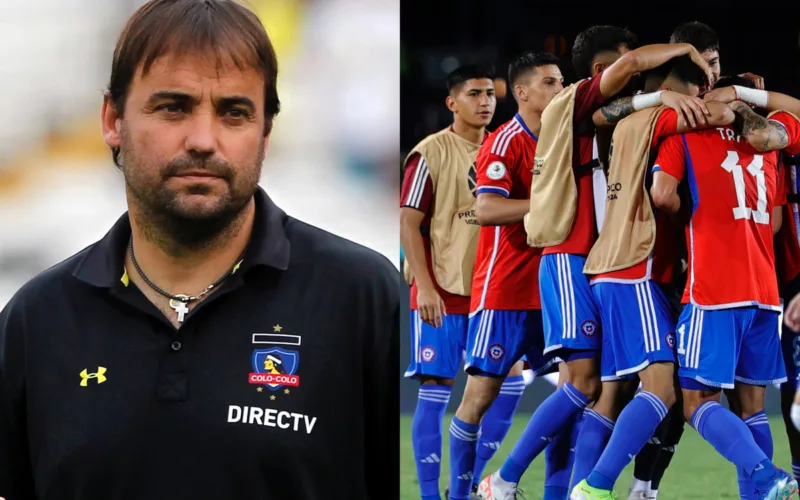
[770,112,800,155]
[573,71,607,124]
[651,109,680,147]
[475,134,516,198]
[400,152,433,213]
[653,134,687,182]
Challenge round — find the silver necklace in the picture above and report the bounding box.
[128,237,244,323]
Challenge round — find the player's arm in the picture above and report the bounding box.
[0,302,36,500]
[729,101,790,152]
[704,85,800,116]
[650,135,686,214]
[475,194,528,226]
[773,207,783,234]
[599,43,713,99]
[651,172,681,214]
[772,163,786,234]
[674,101,734,132]
[474,142,525,226]
[399,153,445,327]
[593,91,713,129]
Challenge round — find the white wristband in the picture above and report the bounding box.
[632,90,664,111]
[734,85,769,107]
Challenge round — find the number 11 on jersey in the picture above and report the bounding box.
[721,150,769,224]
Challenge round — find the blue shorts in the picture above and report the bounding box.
[404,311,468,379]
[465,309,560,377]
[593,280,678,380]
[781,323,800,391]
[676,305,787,390]
[539,253,602,356]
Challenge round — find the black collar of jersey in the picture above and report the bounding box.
[72,187,290,289]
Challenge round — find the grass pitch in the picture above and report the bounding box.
[400,414,794,499]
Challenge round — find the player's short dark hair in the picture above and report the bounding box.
[107,0,280,167]
[644,55,707,90]
[572,25,637,80]
[508,51,560,88]
[714,75,756,90]
[446,65,495,94]
[670,21,719,53]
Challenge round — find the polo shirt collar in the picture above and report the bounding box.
[73,187,291,289]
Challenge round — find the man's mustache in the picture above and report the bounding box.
[163,157,234,180]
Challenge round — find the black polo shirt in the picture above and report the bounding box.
[0,188,401,500]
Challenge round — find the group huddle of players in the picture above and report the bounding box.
[400,21,800,500]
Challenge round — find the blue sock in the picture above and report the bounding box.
[691,402,776,491]
[412,385,451,500]
[588,391,669,491]
[543,412,582,500]
[569,409,614,491]
[472,376,524,487]
[449,416,481,500]
[499,382,590,484]
[792,460,800,484]
[737,411,774,500]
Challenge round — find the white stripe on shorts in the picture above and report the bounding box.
[635,283,652,353]
[557,254,576,340]
[645,283,661,351]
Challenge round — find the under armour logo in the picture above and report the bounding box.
[80,367,107,387]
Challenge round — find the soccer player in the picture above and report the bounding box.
[717,85,800,489]
[670,21,764,89]
[448,51,568,500]
[477,26,712,500]
[570,57,736,500]
[648,101,797,499]
[401,65,497,500]
[630,22,765,498]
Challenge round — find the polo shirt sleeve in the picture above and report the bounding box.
[0,296,36,499]
[363,258,402,498]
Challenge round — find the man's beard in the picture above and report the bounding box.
[118,137,264,252]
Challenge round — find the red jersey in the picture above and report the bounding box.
[471,114,543,312]
[401,151,471,314]
[592,109,681,284]
[544,73,607,256]
[770,112,800,285]
[654,127,781,310]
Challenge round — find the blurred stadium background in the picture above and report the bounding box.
[0,0,399,310]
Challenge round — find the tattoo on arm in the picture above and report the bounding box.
[732,103,789,151]
[600,97,635,124]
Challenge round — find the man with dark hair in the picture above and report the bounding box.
[401,64,498,500]
[571,55,735,500]
[628,24,763,500]
[448,65,497,94]
[451,51,570,500]
[571,26,639,81]
[478,26,713,500]
[0,1,400,499]
[670,20,763,89]
[648,83,797,500]
[710,84,800,495]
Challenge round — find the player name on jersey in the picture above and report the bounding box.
[227,405,318,434]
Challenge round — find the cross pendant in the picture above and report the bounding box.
[169,297,190,323]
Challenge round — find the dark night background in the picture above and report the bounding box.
[399,0,800,414]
